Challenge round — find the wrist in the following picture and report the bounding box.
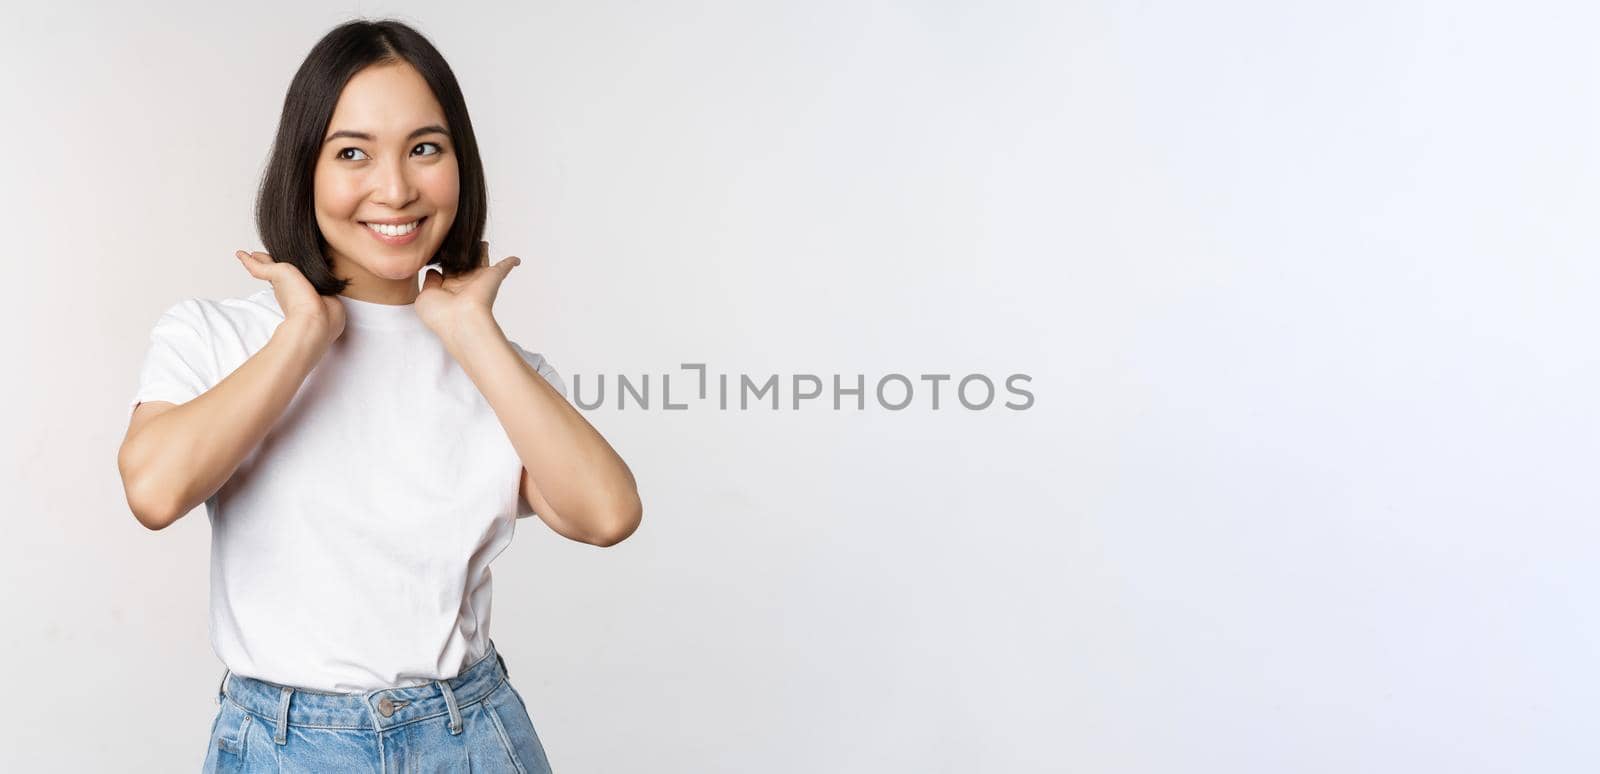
[275,315,334,349]
[443,308,505,355]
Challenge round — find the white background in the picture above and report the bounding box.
[3,1,1596,771]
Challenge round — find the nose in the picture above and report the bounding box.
[370,153,417,210]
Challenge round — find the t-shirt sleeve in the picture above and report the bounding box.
[509,341,568,401]
[128,299,217,425]
[509,342,567,518]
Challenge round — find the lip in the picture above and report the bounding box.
[361,216,426,246]
[360,215,426,225]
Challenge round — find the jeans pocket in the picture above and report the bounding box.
[484,680,553,774]
[205,702,252,772]
[506,680,531,714]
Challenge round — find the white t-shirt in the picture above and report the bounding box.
[126,287,566,694]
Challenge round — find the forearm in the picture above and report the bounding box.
[445,313,641,541]
[120,318,330,529]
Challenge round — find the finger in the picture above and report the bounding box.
[245,253,294,285]
[479,240,489,267]
[495,255,521,277]
[236,250,262,276]
[422,268,444,291]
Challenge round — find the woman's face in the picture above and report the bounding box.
[313,61,459,301]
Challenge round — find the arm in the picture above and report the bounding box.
[444,313,642,547]
[117,318,331,530]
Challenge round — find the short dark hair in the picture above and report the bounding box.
[255,18,486,295]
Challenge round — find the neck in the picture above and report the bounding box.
[329,250,422,305]
[340,282,419,306]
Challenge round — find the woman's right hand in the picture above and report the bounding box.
[235,250,346,346]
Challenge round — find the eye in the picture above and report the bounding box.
[334,143,442,162]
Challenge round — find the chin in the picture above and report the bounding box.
[374,259,431,280]
[343,250,428,280]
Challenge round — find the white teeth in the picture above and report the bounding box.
[365,220,419,236]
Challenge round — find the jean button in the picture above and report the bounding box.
[377,697,395,717]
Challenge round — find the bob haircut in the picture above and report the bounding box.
[255,19,487,296]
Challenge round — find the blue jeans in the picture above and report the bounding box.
[202,640,554,772]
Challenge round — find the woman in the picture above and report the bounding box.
[116,18,642,772]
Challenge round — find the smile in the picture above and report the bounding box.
[360,216,426,245]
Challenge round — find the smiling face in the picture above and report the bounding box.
[313,61,460,303]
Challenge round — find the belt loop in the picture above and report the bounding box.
[217,669,230,705]
[274,686,292,745]
[496,650,509,680]
[437,679,463,735]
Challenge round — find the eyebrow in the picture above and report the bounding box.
[323,124,451,144]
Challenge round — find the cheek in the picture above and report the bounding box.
[325,193,363,221]
[313,171,361,220]
[420,162,460,208]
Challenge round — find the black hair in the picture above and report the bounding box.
[255,18,486,295]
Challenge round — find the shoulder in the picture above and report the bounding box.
[184,287,282,326]
[148,288,283,341]
[220,287,285,323]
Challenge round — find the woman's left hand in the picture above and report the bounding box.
[416,240,521,344]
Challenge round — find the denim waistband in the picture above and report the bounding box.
[219,641,511,737]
